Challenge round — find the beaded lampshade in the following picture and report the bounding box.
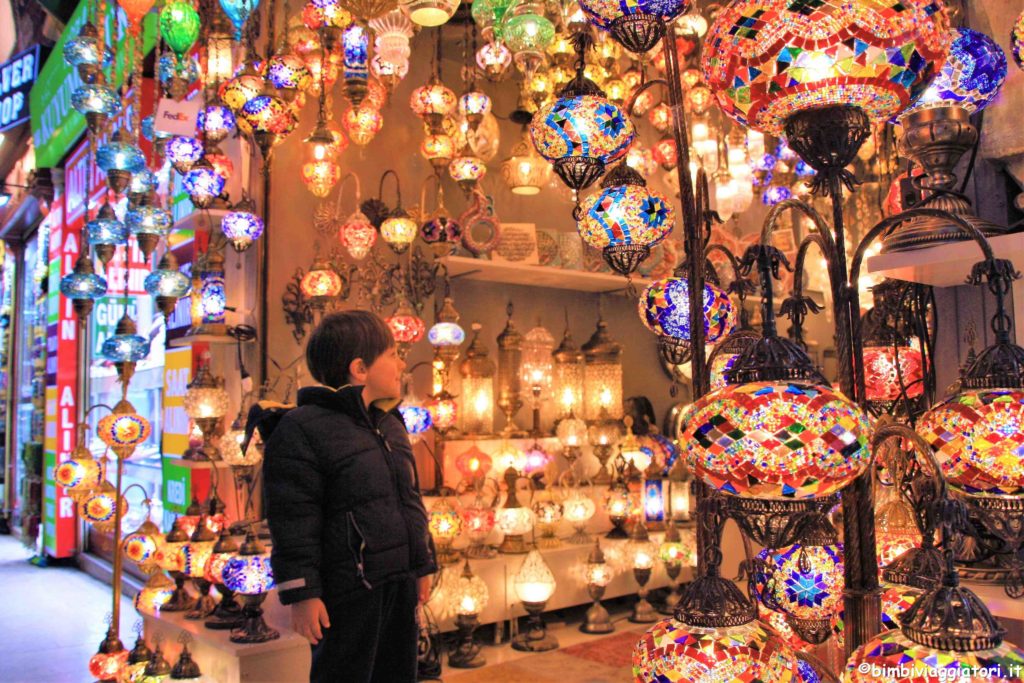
[701,0,951,135]
[681,381,871,499]
[918,389,1024,496]
[899,27,1007,120]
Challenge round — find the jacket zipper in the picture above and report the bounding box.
[346,511,373,590]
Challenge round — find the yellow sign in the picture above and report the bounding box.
[162,347,192,457]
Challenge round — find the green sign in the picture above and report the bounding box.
[30,1,156,168]
[161,456,192,514]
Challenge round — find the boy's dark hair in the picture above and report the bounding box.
[306,310,394,388]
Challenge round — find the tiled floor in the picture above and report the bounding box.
[0,534,642,682]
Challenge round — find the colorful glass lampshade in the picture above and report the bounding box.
[399,0,458,27]
[919,389,1024,496]
[503,8,556,74]
[681,381,872,499]
[98,399,153,458]
[756,540,844,643]
[449,156,487,192]
[96,131,146,193]
[578,0,688,53]
[302,157,342,198]
[63,22,114,82]
[240,94,299,137]
[556,415,587,451]
[701,0,951,135]
[420,133,456,171]
[221,206,265,252]
[160,0,202,60]
[863,344,925,403]
[220,68,265,113]
[451,559,489,617]
[501,129,552,195]
[53,429,104,500]
[639,277,735,347]
[338,210,377,259]
[399,403,433,435]
[59,256,108,316]
[458,90,492,130]
[71,83,122,132]
[386,301,426,345]
[222,545,275,595]
[341,24,370,105]
[343,103,384,145]
[380,209,418,254]
[410,80,457,128]
[577,163,673,277]
[900,27,1007,120]
[552,326,584,418]
[1014,13,1024,71]
[198,102,237,143]
[198,266,228,324]
[265,52,313,98]
[429,497,464,564]
[633,620,801,681]
[428,318,466,352]
[123,518,164,575]
[144,252,191,321]
[80,479,126,532]
[420,212,462,257]
[876,498,923,569]
[219,0,260,38]
[166,135,205,174]
[100,315,152,365]
[299,260,343,304]
[563,488,596,543]
[513,548,556,603]
[183,159,227,209]
[86,203,128,261]
[530,90,635,192]
[471,0,512,36]
[476,41,512,80]
[762,185,793,207]
[493,442,527,474]
[135,573,176,614]
[454,446,492,480]
[125,203,172,240]
[302,0,354,36]
[88,631,130,681]
[426,390,459,435]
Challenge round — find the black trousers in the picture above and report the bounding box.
[310,577,419,683]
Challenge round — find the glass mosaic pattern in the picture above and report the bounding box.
[222,210,265,250]
[399,404,432,434]
[701,0,951,135]
[863,345,925,402]
[96,138,146,174]
[639,277,734,343]
[429,499,463,542]
[428,321,465,347]
[101,331,151,363]
[578,0,688,30]
[1013,12,1024,71]
[60,271,108,301]
[222,554,275,595]
[633,620,801,682]
[126,205,172,237]
[880,583,919,631]
[183,166,226,206]
[98,409,152,451]
[845,629,1024,682]
[410,82,457,118]
[71,84,122,118]
[756,543,844,623]
[122,529,161,567]
[343,24,369,81]
[340,213,377,259]
[420,216,463,245]
[166,136,204,170]
[682,381,872,499]
[901,27,1007,119]
[577,183,673,250]
[386,310,426,343]
[919,389,1024,496]
[300,267,341,299]
[220,73,265,112]
[241,94,298,136]
[530,95,635,165]
[54,455,102,494]
[710,351,741,390]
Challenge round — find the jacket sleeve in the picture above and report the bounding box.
[264,415,325,605]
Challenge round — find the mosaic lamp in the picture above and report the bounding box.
[63,22,114,83]
[301,125,343,199]
[701,0,951,136]
[339,209,377,260]
[166,135,205,175]
[134,573,176,615]
[399,402,433,439]
[899,27,1007,121]
[876,498,922,570]
[160,0,202,61]
[454,446,492,482]
[657,520,694,612]
[380,206,418,255]
[96,130,147,195]
[220,0,260,39]
[265,51,313,102]
[183,362,230,461]
[428,495,464,565]
[183,519,219,619]
[126,198,173,260]
[221,200,265,252]
[183,158,227,209]
[511,548,558,652]
[448,560,490,668]
[118,628,154,683]
[386,299,427,355]
[459,323,496,436]
[300,258,342,307]
[476,41,512,81]
[203,528,244,629]
[100,315,151,384]
[60,255,108,322]
[604,482,632,539]
[302,0,354,51]
[86,202,128,266]
[563,485,596,544]
[122,511,164,576]
[460,490,497,559]
[88,627,129,682]
[399,0,458,27]
[532,495,563,549]
[496,467,535,554]
[343,103,384,145]
[578,0,688,53]
[502,1,556,76]
[71,82,122,135]
[1014,13,1024,71]
[98,398,152,459]
[223,532,279,643]
[577,162,673,278]
[410,78,457,131]
[53,423,104,500]
[862,341,925,408]
[530,33,635,196]
[639,273,735,365]
[581,538,614,634]
[79,478,125,533]
[157,517,197,612]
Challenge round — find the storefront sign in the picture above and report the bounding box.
[0,46,40,132]
[42,196,78,559]
[161,456,192,514]
[154,96,201,136]
[29,0,156,168]
[162,347,192,457]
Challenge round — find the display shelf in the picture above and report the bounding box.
[865,233,1024,287]
[441,255,652,293]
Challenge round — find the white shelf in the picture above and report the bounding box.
[441,255,652,293]
[866,233,1024,287]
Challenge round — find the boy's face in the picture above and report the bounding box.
[361,345,405,401]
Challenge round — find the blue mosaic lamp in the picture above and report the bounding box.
[159,52,200,100]
[166,136,204,174]
[127,169,157,205]
[183,158,226,209]
[639,274,735,365]
[86,203,129,266]
[530,33,634,198]
[222,532,279,644]
[145,251,191,320]
[428,296,465,364]
[761,185,792,207]
[578,0,689,53]
[198,102,237,144]
[399,404,433,438]
[576,163,673,278]
[60,255,108,322]
[63,22,114,83]
[126,198,172,261]
[101,314,151,367]
[899,27,1008,120]
[97,130,147,194]
[221,200,265,252]
[71,83,122,135]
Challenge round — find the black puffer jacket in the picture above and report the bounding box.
[262,385,437,606]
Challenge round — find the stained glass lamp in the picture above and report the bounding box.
[460,324,496,436]
[339,210,377,259]
[581,316,622,421]
[428,296,465,364]
[581,539,614,633]
[640,275,734,364]
[97,130,147,194]
[578,0,688,53]
[166,136,205,174]
[221,204,265,252]
[265,52,313,101]
[501,128,552,195]
[511,548,558,651]
[126,202,172,255]
[426,390,459,436]
[123,517,164,576]
[100,314,151,368]
[72,83,122,134]
[343,104,384,145]
[460,492,497,559]
[386,300,426,346]
[380,208,418,254]
[86,202,128,266]
[449,155,487,194]
[184,363,230,461]
[429,496,463,565]
[1014,13,1024,71]
[53,425,104,500]
[496,468,535,554]
[577,163,673,277]
[399,403,432,437]
[88,628,129,682]
[60,255,108,322]
[98,398,152,459]
[183,520,219,618]
[134,573,175,615]
[224,532,279,643]
[160,0,202,61]
[502,2,556,76]
[701,0,951,135]
[399,0,457,27]
[681,380,871,500]
[63,22,114,83]
[419,209,463,257]
[80,479,125,533]
[476,41,512,80]
[899,27,1007,120]
[863,344,925,405]
[454,446,492,481]
[448,560,490,668]
[410,79,457,131]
